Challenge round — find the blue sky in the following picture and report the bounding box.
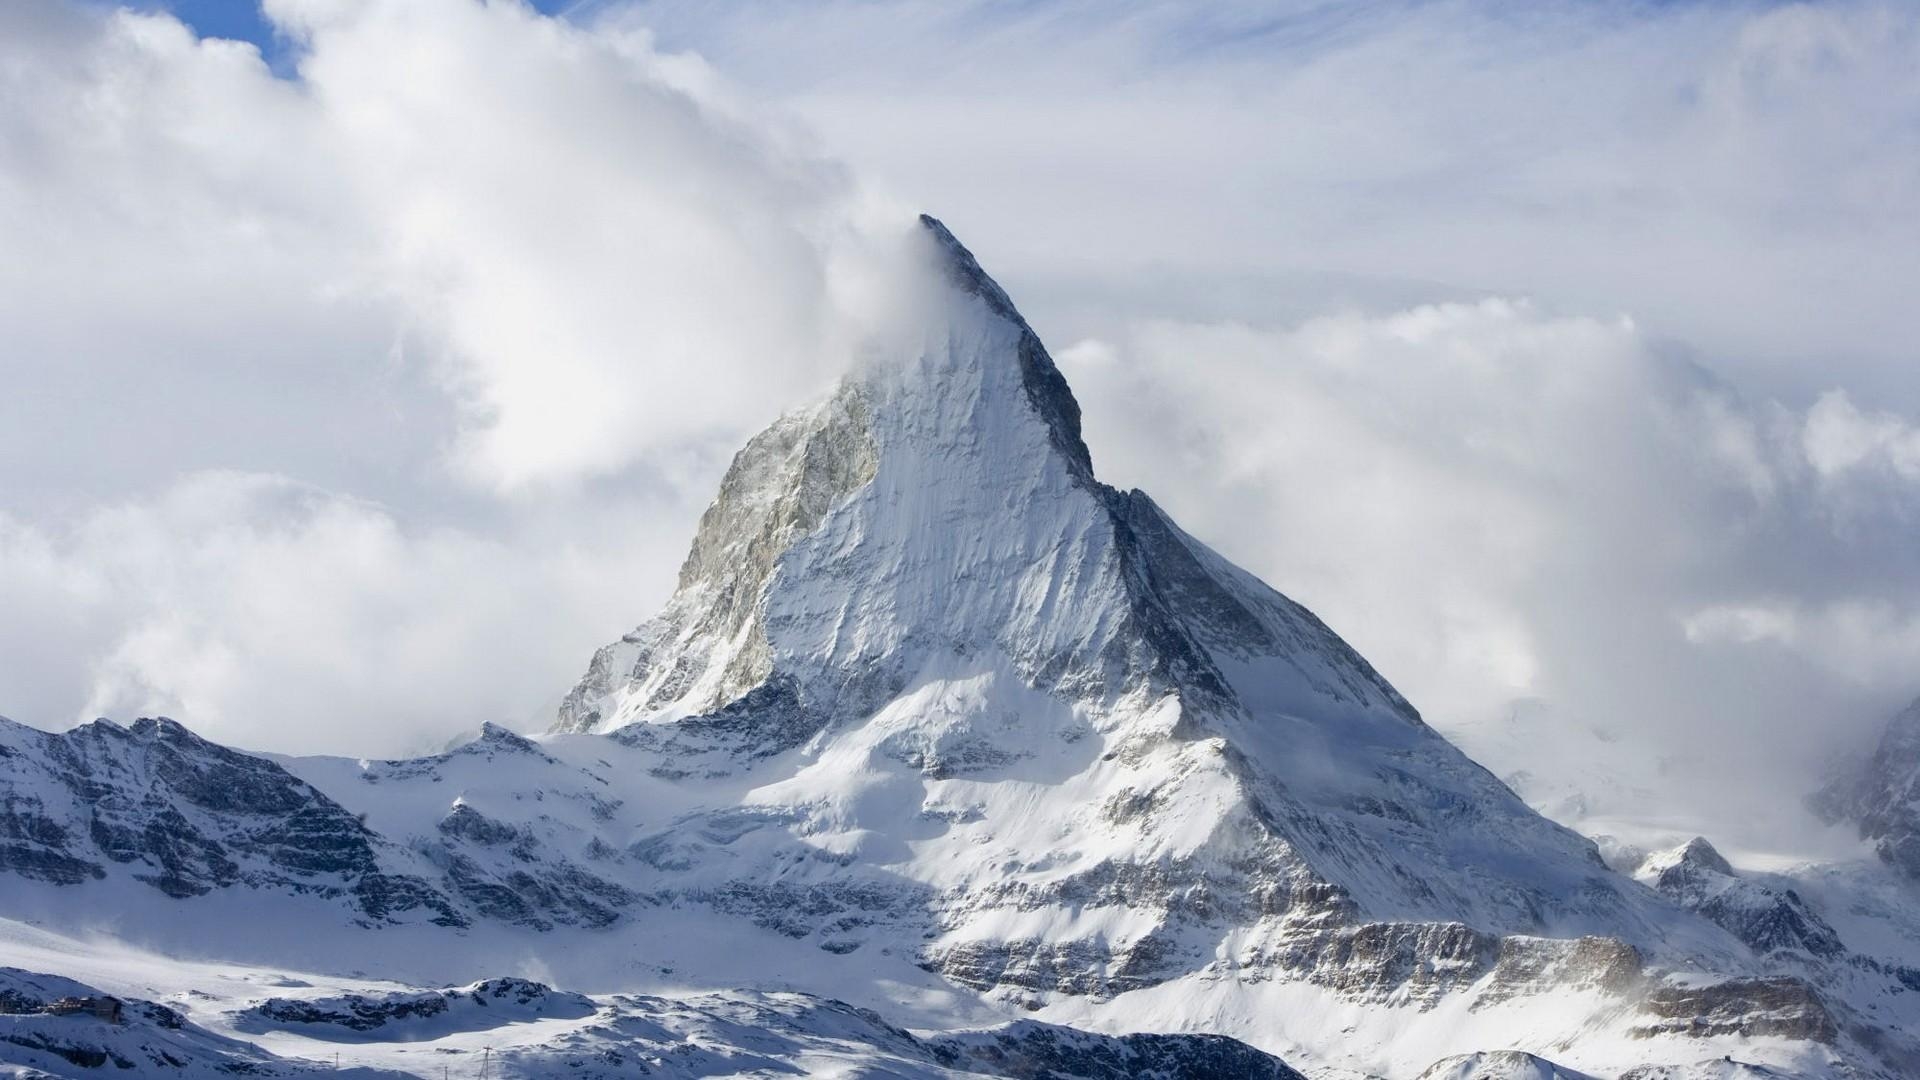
[155,0,584,37]
[137,0,280,46]
[128,0,582,69]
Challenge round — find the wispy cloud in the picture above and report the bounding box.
[628,0,1920,390]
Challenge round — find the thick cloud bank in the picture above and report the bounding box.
[0,471,683,754]
[643,0,1920,398]
[0,0,905,753]
[1059,302,1920,846]
[2,0,895,502]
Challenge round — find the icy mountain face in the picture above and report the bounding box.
[552,217,1680,999]
[558,215,1407,740]
[1813,696,1920,881]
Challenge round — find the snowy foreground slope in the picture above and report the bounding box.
[0,924,1302,1080]
[3,217,1917,1077]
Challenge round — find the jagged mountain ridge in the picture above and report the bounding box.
[0,216,1893,1077]
[1629,838,1843,961]
[0,714,463,926]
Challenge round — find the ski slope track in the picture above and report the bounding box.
[3,217,1914,1077]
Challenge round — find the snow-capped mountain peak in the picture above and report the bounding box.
[547,214,1713,989]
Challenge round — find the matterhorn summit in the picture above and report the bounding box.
[555,214,1688,970]
[0,217,1903,1079]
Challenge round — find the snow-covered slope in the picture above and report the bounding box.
[0,923,1302,1080]
[1416,1050,1596,1080]
[0,216,1906,1077]
[0,965,357,1078]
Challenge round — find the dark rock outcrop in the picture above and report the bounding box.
[1636,838,1843,960]
[1631,976,1838,1043]
[0,716,462,927]
[1812,696,1920,881]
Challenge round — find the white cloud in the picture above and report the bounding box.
[0,470,689,755]
[1060,301,1648,728]
[634,0,1920,398]
[271,0,894,491]
[0,0,907,504]
[1681,605,1801,648]
[0,0,907,751]
[1803,390,1920,482]
[1058,299,1920,843]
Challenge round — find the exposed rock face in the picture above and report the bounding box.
[1477,935,1645,1006]
[554,385,878,734]
[0,715,460,926]
[1635,838,1844,959]
[0,715,649,932]
[238,977,596,1036]
[931,1021,1308,1080]
[1813,697,1920,881]
[324,721,640,931]
[1631,976,1839,1043]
